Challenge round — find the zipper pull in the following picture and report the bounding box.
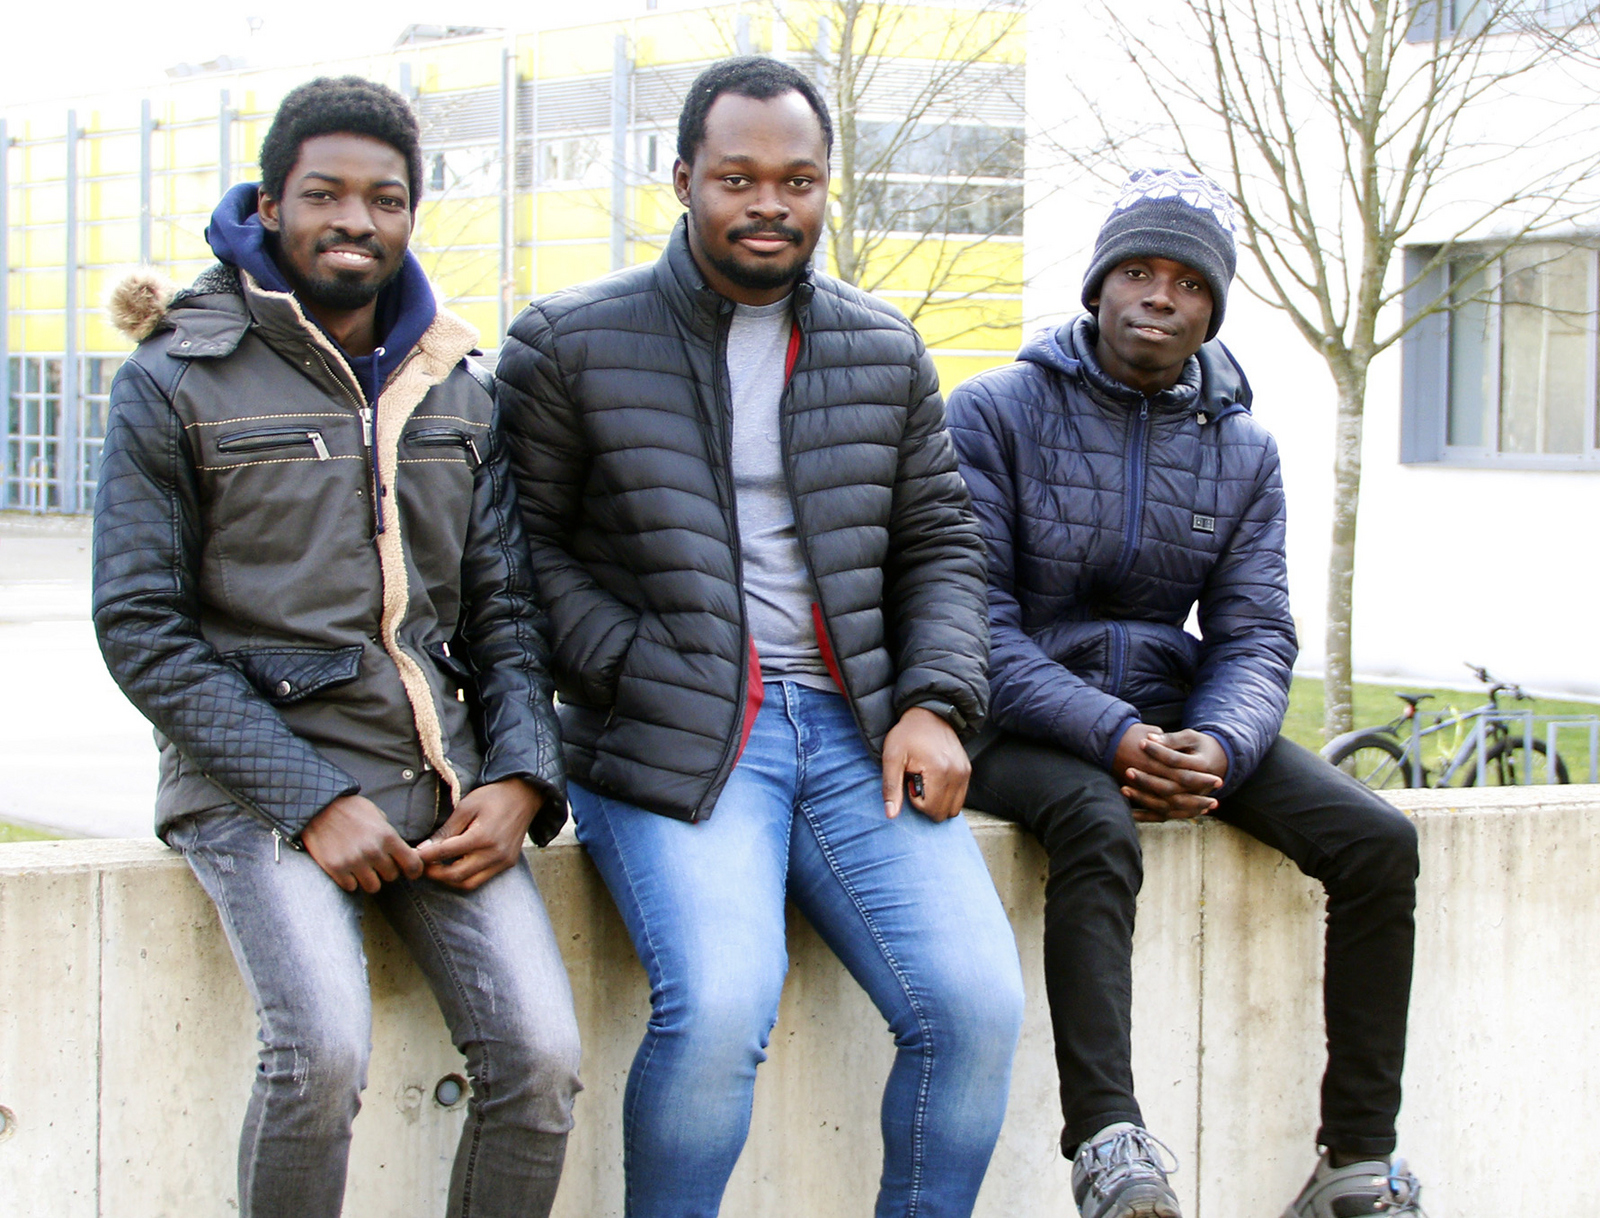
[1140,400,1150,420]
[466,436,481,466]
[307,432,330,461]
[273,829,283,863]
[359,406,374,448]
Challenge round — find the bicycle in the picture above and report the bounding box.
[1320,664,1572,790]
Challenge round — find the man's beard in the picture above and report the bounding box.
[275,237,404,312]
[701,218,811,291]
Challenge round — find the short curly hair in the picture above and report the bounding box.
[259,76,425,210]
[677,56,833,167]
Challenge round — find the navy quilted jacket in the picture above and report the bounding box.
[947,315,1296,793]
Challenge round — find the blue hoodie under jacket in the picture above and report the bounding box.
[946,315,1297,794]
[204,182,437,401]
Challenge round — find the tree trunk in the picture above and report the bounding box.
[1323,367,1368,740]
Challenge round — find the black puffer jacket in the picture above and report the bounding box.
[948,316,1296,795]
[94,264,566,845]
[496,219,989,821]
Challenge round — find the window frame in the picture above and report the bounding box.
[1400,242,1600,469]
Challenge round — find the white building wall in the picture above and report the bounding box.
[1022,2,1600,698]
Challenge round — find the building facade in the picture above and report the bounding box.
[0,1,1025,512]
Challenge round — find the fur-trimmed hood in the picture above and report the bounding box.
[107,268,180,343]
[108,182,442,398]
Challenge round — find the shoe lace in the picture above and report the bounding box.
[1082,1126,1179,1192]
[1378,1160,1425,1216]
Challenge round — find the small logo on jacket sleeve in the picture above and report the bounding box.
[1192,513,1216,534]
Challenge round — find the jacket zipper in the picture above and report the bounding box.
[1108,620,1128,698]
[216,426,331,460]
[1108,398,1152,587]
[777,326,874,756]
[697,308,750,823]
[406,427,482,466]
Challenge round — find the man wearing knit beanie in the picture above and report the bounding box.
[946,169,1425,1218]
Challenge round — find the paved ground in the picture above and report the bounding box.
[0,512,156,837]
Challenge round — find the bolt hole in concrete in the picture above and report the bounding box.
[0,1105,14,1141]
[434,1074,468,1108]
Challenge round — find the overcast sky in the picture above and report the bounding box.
[2,0,664,108]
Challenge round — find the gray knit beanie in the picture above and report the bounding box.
[1081,168,1239,341]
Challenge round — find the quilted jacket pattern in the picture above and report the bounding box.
[94,265,567,844]
[496,218,989,822]
[947,315,1296,794]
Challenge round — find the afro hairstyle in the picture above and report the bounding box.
[258,75,425,210]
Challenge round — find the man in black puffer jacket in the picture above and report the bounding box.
[497,56,1024,1218]
[948,170,1423,1218]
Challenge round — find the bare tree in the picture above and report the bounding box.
[804,0,1027,342]
[1072,0,1600,737]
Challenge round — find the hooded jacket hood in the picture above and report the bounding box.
[1017,313,1252,422]
[204,181,439,397]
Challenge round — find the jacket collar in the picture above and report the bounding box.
[654,214,817,339]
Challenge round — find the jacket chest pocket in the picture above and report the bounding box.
[215,425,333,461]
[403,427,482,467]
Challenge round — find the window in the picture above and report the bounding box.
[4,355,119,511]
[852,121,1025,238]
[1408,0,1594,39]
[1401,242,1600,466]
[537,135,608,187]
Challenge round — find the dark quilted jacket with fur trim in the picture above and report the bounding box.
[93,264,567,845]
[947,315,1297,794]
[495,219,989,822]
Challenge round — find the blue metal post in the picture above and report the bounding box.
[610,33,631,271]
[140,98,153,264]
[63,110,81,512]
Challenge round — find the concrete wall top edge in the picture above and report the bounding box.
[3,796,1592,877]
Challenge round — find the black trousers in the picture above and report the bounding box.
[968,733,1417,1159]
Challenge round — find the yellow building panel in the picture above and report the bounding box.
[22,186,67,227]
[85,225,141,266]
[21,272,67,311]
[895,295,1021,350]
[84,130,141,178]
[451,299,499,343]
[23,227,65,267]
[413,39,506,93]
[928,349,1014,394]
[84,315,135,353]
[536,190,615,242]
[423,251,500,306]
[533,242,610,296]
[841,235,1023,297]
[531,24,628,79]
[22,315,66,352]
[417,198,502,249]
[781,0,1023,65]
[628,8,743,67]
[87,179,141,222]
[634,184,684,236]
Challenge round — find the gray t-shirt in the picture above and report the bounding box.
[726,298,834,689]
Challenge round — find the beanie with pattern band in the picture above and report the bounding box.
[1081,168,1239,341]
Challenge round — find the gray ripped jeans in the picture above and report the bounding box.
[168,808,582,1218]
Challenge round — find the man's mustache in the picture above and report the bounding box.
[727,222,803,243]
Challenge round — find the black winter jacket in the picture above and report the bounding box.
[947,316,1297,794]
[496,219,989,821]
[93,264,566,845]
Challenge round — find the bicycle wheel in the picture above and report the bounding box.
[1325,732,1415,789]
[1456,736,1571,787]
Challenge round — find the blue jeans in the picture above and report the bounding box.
[572,682,1025,1218]
[169,808,582,1218]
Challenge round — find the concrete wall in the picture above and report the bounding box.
[2,789,1597,1217]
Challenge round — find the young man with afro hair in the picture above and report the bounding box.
[95,75,581,1217]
